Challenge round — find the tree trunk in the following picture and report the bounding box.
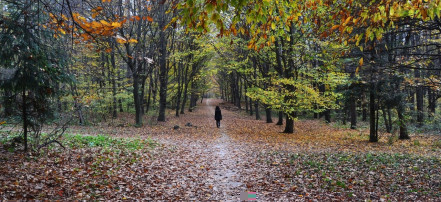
[324,110,331,123]
[369,82,378,142]
[249,98,253,116]
[111,51,118,118]
[362,92,367,121]
[244,82,249,113]
[157,3,169,122]
[415,69,424,126]
[397,103,410,139]
[180,62,189,114]
[276,111,283,125]
[133,75,143,126]
[146,74,152,113]
[181,81,189,114]
[235,74,241,108]
[428,87,436,117]
[255,100,260,120]
[342,107,347,125]
[382,107,391,133]
[387,107,392,132]
[350,95,357,129]
[22,88,28,152]
[140,75,147,115]
[283,113,295,133]
[175,63,183,117]
[157,32,168,121]
[265,105,273,123]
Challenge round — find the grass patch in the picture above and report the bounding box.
[63,134,158,151]
[1,133,158,152]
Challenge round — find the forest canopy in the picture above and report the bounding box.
[1,0,441,146]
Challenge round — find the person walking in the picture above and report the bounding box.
[215,106,222,128]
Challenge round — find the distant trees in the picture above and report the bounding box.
[177,0,441,138]
[36,0,213,126]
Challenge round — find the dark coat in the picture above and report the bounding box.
[215,108,222,121]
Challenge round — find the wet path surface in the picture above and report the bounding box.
[208,107,244,200]
[149,99,249,201]
[191,99,245,200]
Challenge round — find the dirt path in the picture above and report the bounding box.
[204,99,245,200]
[137,98,260,200]
[153,98,250,200]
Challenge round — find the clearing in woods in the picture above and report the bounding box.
[1,99,440,200]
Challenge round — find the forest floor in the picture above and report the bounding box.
[1,99,441,201]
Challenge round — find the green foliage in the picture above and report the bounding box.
[63,134,157,151]
[0,1,72,150]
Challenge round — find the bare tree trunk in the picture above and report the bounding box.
[283,113,295,133]
[428,87,436,117]
[255,100,260,120]
[397,103,410,139]
[189,81,196,112]
[235,73,241,108]
[415,69,424,126]
[362,93,367,121]
[382,107,391,133]
[277,111,283,125]
[350,95,357,129]
[133,74,143,126]
[265,105,273,123]
[181,68,189,114]
[244,81,248,113]
[22,88,28,152]
[369,82,378,142]
[140,75,147,115]
[157,4,169,122]
[175,63,183,117]
[110,50,117,118]
[146,74,152,113]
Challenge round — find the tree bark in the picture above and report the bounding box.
[146,73,153,113]
[350,95,357,129]
[175,63,183,117]
[283,113,295,133]
[133,75,143,126]
[361,93,367,121]
[369,82,378,142]
[110,50,118,118]
[244,81,249,113]
[249,98,253,116]
[276,111,283,125]
[265,105,273,123]
[157,4,169,122]
[255,100,260,120]
[397,103,410,139]
[22,88,28,152]
[428,87,436,117]
[415,69,424,126]
[382,107,391,133]
[189,81,196,112]
[181,78,189,114]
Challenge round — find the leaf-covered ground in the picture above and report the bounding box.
[1,99,440,200]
